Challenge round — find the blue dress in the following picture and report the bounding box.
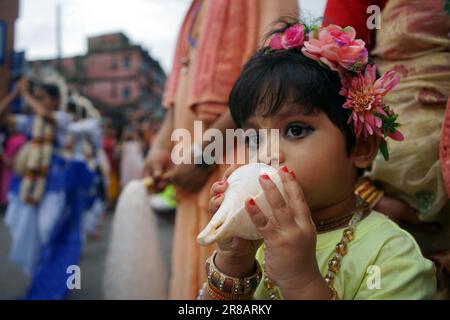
[67,118,107,237]
[4,112,95,299]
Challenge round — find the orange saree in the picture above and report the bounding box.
[163,0,299,299]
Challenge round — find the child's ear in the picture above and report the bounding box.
[351,135,381,169]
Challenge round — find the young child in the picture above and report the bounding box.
[201,20,436,300]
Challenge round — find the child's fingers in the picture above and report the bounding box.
[209,193,224,215]
[263,167,301,226]
[208,163,241,215]
[245,198,276,240]
[222,164,241,180]
[209,180,228,199]
[279,167,313,229]
[258,174,286,209]
[258,173,291,227]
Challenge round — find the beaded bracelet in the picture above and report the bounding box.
[206,283,255,300]
[206,251,262,297]
[207,284,231,300]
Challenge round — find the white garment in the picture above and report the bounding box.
[4,191,66,276]
[120,141,144,187]
[103,180,168,299]
[83,198,105,235]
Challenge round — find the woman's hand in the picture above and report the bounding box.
[171,162,215,193]
[244,166,330,299]
[143,147,173,192]
[209,164,262,277]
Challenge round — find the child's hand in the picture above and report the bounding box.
[244,166,329,299]
[209,164,262,277]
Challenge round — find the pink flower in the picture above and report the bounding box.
[268,34,284,50]
[340,65,401,139]
[281,24,305,49]
[301,25,368,71]
[268,24,305,50]
[388,130,404,141]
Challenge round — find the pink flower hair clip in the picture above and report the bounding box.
[269,23,305,50]
[267,22,403,160]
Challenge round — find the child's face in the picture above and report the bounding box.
[243,104,358,211]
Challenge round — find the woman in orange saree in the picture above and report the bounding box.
[145,0,299,299]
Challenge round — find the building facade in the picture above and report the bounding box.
[30,32,166,125]
[0,0,20,99]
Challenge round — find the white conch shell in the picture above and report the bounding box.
[197,163,287,245]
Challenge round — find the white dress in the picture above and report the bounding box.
[119,141,144,188]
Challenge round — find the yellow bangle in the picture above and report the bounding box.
[355,178,384,209]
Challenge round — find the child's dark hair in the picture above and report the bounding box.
[229,19,357,156]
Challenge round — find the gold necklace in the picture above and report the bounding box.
[263,197,369,300]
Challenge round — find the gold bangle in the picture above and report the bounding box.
[207,285,230,300]
[206,251,262,296]
[206,283,254,300]
[355,178,384,209]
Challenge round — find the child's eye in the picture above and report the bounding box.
[284,123,314,139]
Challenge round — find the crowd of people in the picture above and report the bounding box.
[102,117,159,210]
[0,73,159,299]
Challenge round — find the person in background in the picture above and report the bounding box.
[144,0,300,299]
[0,85,26,209]
[2,77,96,299]
[103,125,120,208]
[0,120,26,207]
[66,95,106,241]
[120,126,144,188]
[323,0,450,297]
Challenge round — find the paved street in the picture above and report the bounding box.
[0,209,174,300]
[0,212,28,299]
